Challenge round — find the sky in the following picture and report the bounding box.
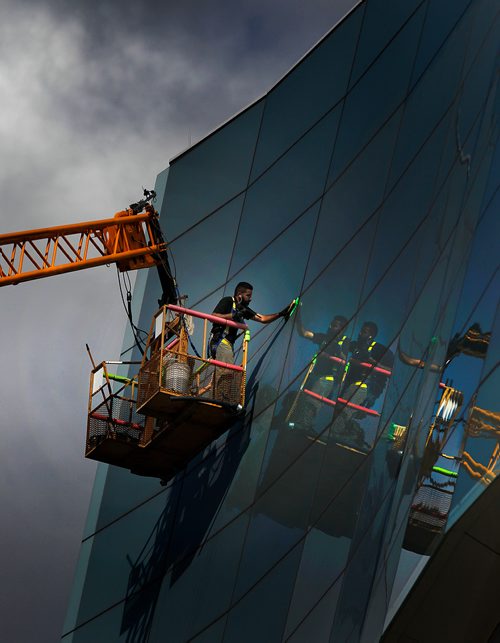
[0,1,357,641]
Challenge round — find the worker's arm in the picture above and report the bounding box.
[252,312,282,324]
[251,300,296,325]
[295,303,314,339]
[212,310,249,330]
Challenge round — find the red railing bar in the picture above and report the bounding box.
[90,412,143,430]
[337,396,381,416]
[164,337,179,351]
[355,361,392,376]
[328,357,447,386]
[303,389,381,416]
[327,354,392,376]
[166,304,247,330]
[207,358,244,372]
[328,355,347,364]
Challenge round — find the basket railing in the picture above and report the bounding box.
[137,305,250,414]
[87,361,154,450]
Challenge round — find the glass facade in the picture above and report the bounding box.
[64,1,500,641]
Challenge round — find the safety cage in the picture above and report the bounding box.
[136,305,249,417]
[86,362,155,465]
[85,305,250,480]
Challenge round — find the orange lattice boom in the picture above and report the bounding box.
[0,205,166,286]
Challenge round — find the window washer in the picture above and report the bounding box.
[287,305,348,433]
[209,281,295,364]
[334,321,393,449]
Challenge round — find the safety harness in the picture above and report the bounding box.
[209,297,239,358]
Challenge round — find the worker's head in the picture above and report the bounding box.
[358,321,378,343]
[234,281,253,305]
[328,315,348,336]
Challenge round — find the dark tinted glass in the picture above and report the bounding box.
[64,2,500,641]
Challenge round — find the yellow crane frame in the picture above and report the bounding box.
[0,204,166,286]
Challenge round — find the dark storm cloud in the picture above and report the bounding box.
[8,0,357,138]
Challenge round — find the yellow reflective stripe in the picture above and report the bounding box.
[354,381,368,388]
[220,338,232,347]
[368,341,376,352]
[220,299,236,341]
[323,376,335,381]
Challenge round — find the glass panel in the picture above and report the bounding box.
[388,14,475,192]
[349,0,422,87]
[329,7,425,182]
[308,105,401,289]
[69,486,253,640]
[250,4,364,179]
[286,581,343,643]
[229,106,342,276]
[222,541,303,643]
[161,101,264,239]
[411,0,471,84]
[62,602,126,642]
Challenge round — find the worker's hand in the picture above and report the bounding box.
[278,297,299,321]
[279,299,297,321]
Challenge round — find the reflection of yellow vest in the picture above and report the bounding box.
[315,335,348,382]
[346,341,377,388]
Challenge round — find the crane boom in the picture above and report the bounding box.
[0,204,166,287]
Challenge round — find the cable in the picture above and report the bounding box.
[117,268,146,356]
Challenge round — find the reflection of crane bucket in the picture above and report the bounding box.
[403,481,455,554]
[162,359,191,394]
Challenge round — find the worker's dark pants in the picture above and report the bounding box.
[206,338,236,403]
[332,384,368,446]
[288,376,337,433]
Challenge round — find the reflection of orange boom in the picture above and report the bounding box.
[462,449,498,484]
[461,406,500,485]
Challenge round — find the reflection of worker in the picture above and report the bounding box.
[287,306,348,432]
[210,281,294,364]
[334,321,393,448]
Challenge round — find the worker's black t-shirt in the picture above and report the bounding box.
[211,296,256,345]
[308,331,347,378]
